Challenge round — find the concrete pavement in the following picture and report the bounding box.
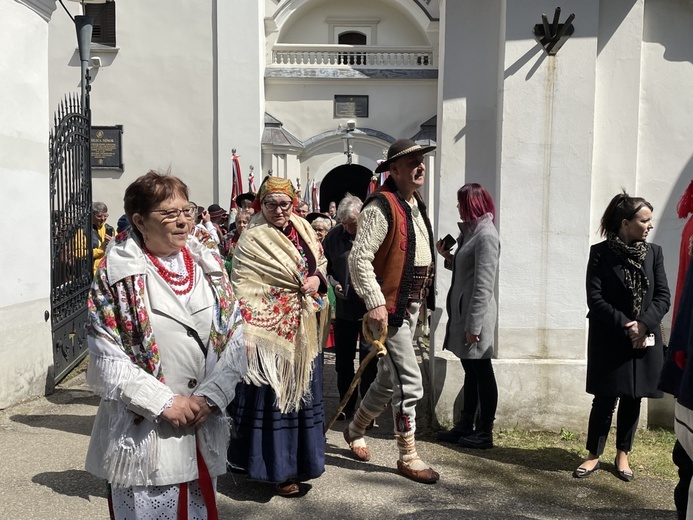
[0,351,679,519]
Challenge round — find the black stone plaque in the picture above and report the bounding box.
[334,95,368,118]
[91,125,123,170]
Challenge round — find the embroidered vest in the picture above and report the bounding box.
[365,178,435,327]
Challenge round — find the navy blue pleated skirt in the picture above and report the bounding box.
[227,353,325,484]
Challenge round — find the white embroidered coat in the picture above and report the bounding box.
[85,234,246,487]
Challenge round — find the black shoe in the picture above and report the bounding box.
[573,461,600,479]
[614,457,634,482]
[458,431,493,450]
[437,413,475,443]
[437,426,471,443]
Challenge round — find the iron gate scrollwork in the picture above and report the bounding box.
[49,94,92,384]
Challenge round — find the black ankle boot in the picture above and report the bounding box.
[458,430,493,449]
[437,413,474,443]
[458,420,493,449]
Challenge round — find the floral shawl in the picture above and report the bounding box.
[232,212,329,413]
[88,230,241,386]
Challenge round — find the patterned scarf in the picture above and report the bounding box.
[606,232,650,317]
[231,213,329,413]
[88,230,241,383]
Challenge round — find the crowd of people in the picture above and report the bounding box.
[83,139,693,519]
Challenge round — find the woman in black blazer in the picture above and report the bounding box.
[574,192,670,482]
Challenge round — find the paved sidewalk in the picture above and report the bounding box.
[0,351,679,519]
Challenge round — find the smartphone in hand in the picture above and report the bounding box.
[442,234,456,250]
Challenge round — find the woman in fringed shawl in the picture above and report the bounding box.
[85,171,247,519]
[573,191,670,482]
[227,176,330,497]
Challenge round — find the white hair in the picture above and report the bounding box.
[337,193,362,222]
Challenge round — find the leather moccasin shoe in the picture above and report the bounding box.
[397,460,439,484]
[275,481,300,497]
[343,426,370,462]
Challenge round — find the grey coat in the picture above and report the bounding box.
[442,214,499,360]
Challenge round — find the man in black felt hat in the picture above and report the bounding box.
[235,192,256,211]
[207,204,230,255]
[343,138,439,484]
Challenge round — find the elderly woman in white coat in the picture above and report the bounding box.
[436,183,500,449]
[85,171,247,519]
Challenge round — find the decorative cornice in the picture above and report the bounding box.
[266,68,438,80]
[15,0,57,22]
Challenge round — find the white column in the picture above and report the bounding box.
[496,0,599,430]
[0,1,54,407]
[215,1,265,204]
[432,0,505,427]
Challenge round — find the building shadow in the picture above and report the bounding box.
[10,413,95,437]
[32,469,107,500]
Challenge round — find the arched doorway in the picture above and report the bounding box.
[319,164,373,212]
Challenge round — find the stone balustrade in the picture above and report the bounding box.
[271,44,435,68]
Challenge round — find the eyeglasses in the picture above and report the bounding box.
[151,205,196,221]
[263,200,293,212]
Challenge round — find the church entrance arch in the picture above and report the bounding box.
[319,164,373,212]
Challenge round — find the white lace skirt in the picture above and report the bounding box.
[110,478,216,520]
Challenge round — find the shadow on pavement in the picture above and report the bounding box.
[216,472,280,504]
[396,510,675,520]
[10,413,95,436]
[324,451,399,476]
[446,444,584,472]
[45,389,99,407]
[32,469,107,500]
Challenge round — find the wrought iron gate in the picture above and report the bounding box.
[49,94,92,383]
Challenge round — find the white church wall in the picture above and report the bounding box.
[218,1,265,205]
[433,0,604,431]
[265,80,437,143]
[638,0,693,287]
[637,0,693,426]
[494,0,599,430]
[432,0,506,428]
[48,1,216,216]
[278,0,431,46]
[0,1,54,408]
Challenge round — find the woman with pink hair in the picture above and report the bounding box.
[435,183,500,449]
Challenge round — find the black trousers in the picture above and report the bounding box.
[460,358,498,430]
[586,395,641,455]
[673,440,693,520]
[334,317,378,416]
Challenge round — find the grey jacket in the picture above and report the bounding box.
[442,214,499,360]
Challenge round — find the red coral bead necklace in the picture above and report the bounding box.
[144,246,195,295]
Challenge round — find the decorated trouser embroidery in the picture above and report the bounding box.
[359,301,423,434]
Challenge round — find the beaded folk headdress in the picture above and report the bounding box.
[251,176,298,212]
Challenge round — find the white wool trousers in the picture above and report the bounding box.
[360,301,423,434]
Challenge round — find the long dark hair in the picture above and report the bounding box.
[599,190,653,237]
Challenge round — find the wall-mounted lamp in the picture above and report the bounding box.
[341,119,356,165]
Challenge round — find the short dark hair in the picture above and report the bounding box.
[457,183,495,222]
[123,170,189,239]
[599,190,653,237]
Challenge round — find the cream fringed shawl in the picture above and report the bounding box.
[231,213,329,413]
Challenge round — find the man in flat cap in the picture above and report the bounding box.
[344,138,438,483]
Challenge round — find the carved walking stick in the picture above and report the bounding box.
[324,315,388,433]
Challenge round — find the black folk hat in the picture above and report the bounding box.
[306,212,332,224]
[207,204,228,219]
[375,138,436,173]
[235,191,256,207]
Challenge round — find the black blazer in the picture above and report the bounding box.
[585,241,670,398]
